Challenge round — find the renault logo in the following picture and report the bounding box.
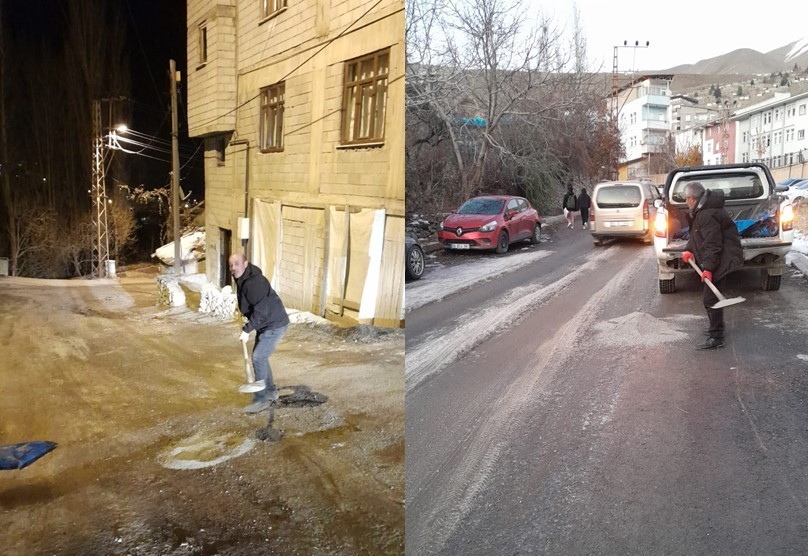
[455,227,463,237]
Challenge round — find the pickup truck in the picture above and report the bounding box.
[653,163,795,293]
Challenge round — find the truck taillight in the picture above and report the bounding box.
[781,204,794,231]
[654,210,667,238]
[642,199,649,220]
[589,209,595,221]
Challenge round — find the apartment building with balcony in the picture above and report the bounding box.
[733,91,808,171]
[186,0,405,327]
[614,75,673,179]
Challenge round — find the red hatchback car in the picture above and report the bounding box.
[437,195,542,253]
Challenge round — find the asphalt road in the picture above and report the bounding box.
[405,222,808,555]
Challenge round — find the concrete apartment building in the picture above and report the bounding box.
[186,0,405,327]
[734,90,808,173]
[614,75,673,179]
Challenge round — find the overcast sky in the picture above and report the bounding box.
[533,0,807,71]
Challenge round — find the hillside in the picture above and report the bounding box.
[660,38,808,75]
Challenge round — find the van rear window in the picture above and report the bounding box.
[670,174,764,202]
[595,186,641,208]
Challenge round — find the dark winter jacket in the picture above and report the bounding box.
[563,191,578,211]
[578,191,591,211]
[684,189,743,281]
[235,263,290,333]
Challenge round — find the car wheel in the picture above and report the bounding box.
[762,272,781,291]
[593,236,603,247]
[529,223,541,244]
[495,230,509,254]
[659,277,675,293]
[405,243,425,280]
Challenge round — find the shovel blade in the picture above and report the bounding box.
[238,380,266,393]
[712,296,745,309]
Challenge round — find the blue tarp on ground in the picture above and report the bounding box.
[0,441,57,470]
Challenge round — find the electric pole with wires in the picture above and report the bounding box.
[170,59,181,275]
[91,99,110,278]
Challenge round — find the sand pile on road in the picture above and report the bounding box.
[593,311,690,347]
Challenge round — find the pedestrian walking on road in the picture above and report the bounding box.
[578,187,592,229]
[229,253,290,413]
[680,182,743,350]
[562,184,578,228]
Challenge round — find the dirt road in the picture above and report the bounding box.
[0,268,403,555]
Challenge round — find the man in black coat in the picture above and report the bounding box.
[578,187,592,229]
[681,182,743,349]
[229,253,290,413]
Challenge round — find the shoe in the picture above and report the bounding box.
[698,337,724,350]
[243,400,271,414]
[267,388,279,401]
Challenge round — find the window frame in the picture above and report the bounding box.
[259,82,285,153]
[340,48,390,146]
[198,22,208,68]
[259,0,287,23]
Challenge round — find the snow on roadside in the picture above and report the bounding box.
[405,248,553,312]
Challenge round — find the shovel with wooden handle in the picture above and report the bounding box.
[686,258,746,309]
[239,338,266,393]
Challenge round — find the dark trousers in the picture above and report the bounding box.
[703,277,725,339]
[580,208,589,224]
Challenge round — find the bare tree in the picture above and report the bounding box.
[406,0,616,215]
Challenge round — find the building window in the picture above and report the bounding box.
[774,131,782,145]
[774,108,781,121]
[198,23,208,66]
[341,49,390,145]
[764,112,771,124]
[788,105,796,117]
[742,131,747,143]
[800,104,807,116]
[787,129,794,142]
[260,0,287,20]
[259,82,284,152]
[742,152,748,163]
[799,130,805,140]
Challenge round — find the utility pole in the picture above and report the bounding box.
[91,99,110,277]
[170,60,181,275]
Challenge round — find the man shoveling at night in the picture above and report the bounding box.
[229,253,290,413]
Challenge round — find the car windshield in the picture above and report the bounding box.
[671,173,765,202]
[457,198,505,215]
[595,186,641,208]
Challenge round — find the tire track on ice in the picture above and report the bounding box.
[406,248,614,392]
[410,250,648,555]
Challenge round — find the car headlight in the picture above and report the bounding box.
[479,220,497,232]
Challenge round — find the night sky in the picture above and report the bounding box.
[5,0,204,200]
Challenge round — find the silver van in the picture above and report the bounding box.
[590,180,660,246]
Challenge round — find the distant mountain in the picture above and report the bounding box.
[661,38,808,74]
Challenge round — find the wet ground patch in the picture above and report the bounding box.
[278,384,328,407]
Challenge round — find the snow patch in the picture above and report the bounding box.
[199,283,238,319]
[405,249,553,312]
[785,37,808,62]
[156,276,186,307]
[797,354,808,362]
[158,432,256,470]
